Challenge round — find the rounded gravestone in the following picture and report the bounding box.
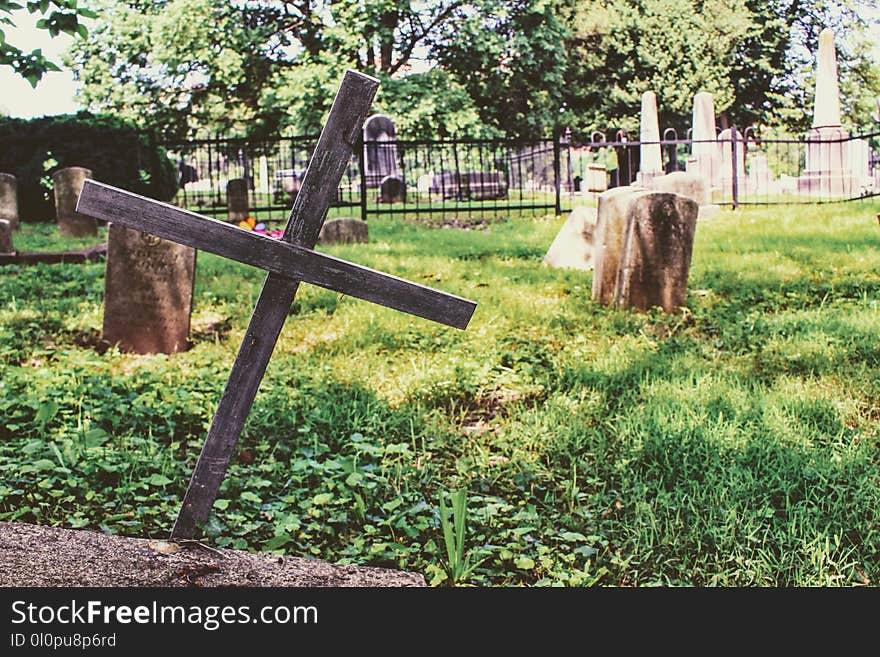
[363,114,400,188]
[614,191,699,313]
[102,223,196,354]
[593,186,637,306]
[363,114,397,141]
[0,219,13,253]
[227,178,250,223]
[0,173,19,230]
[379,175,406,203]
[318,217,369,245]
[53,167,97,237]
[648,171,709,206]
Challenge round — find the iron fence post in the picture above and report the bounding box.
[731,124,739,210]
[553,131,562,216]
[358,136,368,222]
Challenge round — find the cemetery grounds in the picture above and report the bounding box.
[1,200,879,586]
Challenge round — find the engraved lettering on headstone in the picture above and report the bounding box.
[102,223,196,354]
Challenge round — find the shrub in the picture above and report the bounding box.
[0,113,177,222]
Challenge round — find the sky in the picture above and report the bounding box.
[0,13,82,118]
[1,8,880,120]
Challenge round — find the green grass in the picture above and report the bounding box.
[12,222,107,252]
[1,201,879,586]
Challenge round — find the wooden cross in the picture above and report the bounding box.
[76,71,477,540]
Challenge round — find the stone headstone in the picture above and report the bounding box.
[798,28,853,197]
[718,127,746,198]
[648,171,708,206]
[846,138,871,191]
[102,223,196,354]
[378,175,406,203]
[636,91,663,185]
[586,163,608,192]
[748,154,771,196]
[257,156,270,192]
[687,92,721,188]
[318,217,369,245]
[0,173,19,230]
[0,219,13,254]
[461,171,508,200]
[417,173,435,194]
[614,191,698,313]
[813,28,842,129]
[430,171,460,199]
[53,167,97,237]
[363,114,401,188]
[592,186,637,306]
[227,178,250,223]
[542,206,597,271]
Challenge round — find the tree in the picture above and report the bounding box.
[431,0,569,138]
[69,0,485,140]
[68,0,880,140]
[557,0,880,138]
[0,0,96,86]
[558,0,786,137]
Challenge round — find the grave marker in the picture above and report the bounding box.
[636,91,663,185]
[0,173,19,231]
[797,28,853,197]
[542,206,597,271]
[614,191,698,313]
[719,127,746,198]
[687,92,721,188]
[0,219,13,254]
[363,114,401,187]
[77,71,477,540]
[102,224,196,354]
[592,186,636,305]
[227,178,250,223]
[54,167,97,237]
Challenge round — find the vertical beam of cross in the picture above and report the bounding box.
[171,71,380,539]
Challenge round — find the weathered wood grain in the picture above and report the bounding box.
[77,180,475,330]
[166,71,382,539]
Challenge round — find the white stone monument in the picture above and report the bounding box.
[797,28,853,197]
[636,91,663,186]
[686,92,721,189]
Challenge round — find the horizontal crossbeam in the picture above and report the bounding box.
[78,180,476,330]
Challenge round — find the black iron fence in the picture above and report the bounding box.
[162,128,880,223]
[163,134,360,222]
[569,127,880,208]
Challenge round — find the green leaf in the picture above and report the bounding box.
[514,556,535,570]
[31,458,57,471]
[34,400,59,426]
[83,428,109,448]
[147,474,172,487]
[265,533,291,550]
[560,531,587,542]
[213,499,230,510]
[240,491,262,504]
[312,492,333,505]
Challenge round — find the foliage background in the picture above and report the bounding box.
[0,113,177,221]
[63,0,880,141]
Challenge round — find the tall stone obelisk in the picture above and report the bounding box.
[686,92,721,189]
[636,91,663,186]
[797,28,852,197]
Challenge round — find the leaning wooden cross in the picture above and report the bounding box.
[77,71,477,540]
